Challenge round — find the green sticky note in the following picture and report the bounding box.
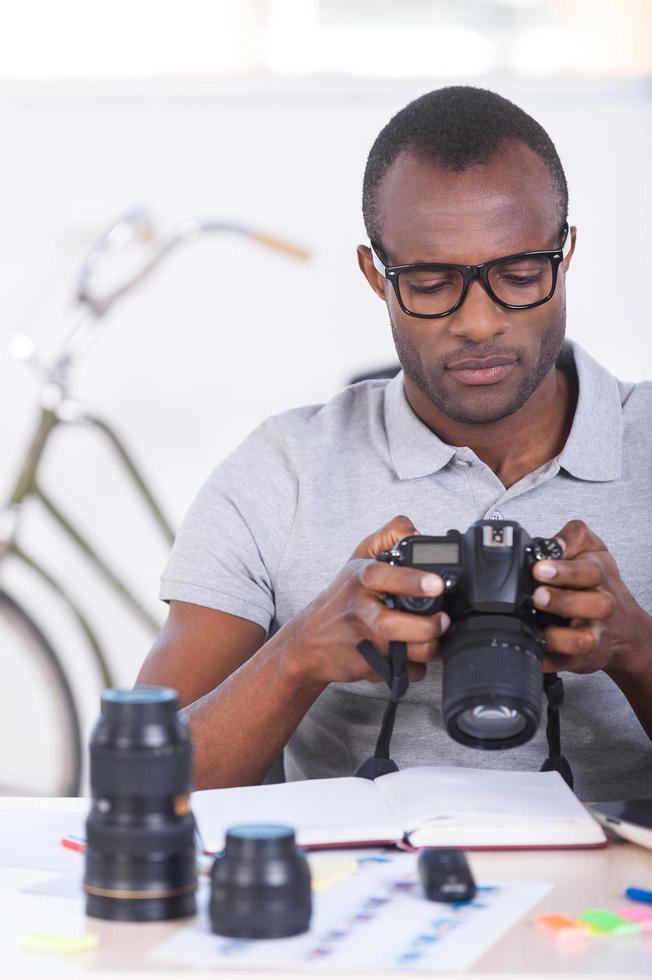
[577,909,641,935]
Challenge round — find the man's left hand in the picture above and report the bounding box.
[531,518,652,677]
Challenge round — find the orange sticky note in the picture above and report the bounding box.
[534,914,590,938]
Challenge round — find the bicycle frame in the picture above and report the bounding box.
[0,391,175,688]
[0,207,309,692]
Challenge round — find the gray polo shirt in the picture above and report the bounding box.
[161,339,652,800]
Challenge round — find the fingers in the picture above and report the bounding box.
[357,558,443,597]
[533,583,615,621]
[358,610,449,668]
[369,607,450,647]
[551,519,607,560]
[350,514,419,560]
[544,622,601,656]
[405,637,444,664]
[532,557,602,590]
[541,621,606,674]
[543,638,602,674]
[357,594,451,665]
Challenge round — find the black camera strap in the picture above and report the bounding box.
[540,672,574,789]
[354,639,409,779]
[354,642,575,790]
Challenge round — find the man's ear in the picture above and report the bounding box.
[563,225,577,271]
[357,244,387,302]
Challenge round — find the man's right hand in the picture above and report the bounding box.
[138,514,450,787]
[279,515,451,687]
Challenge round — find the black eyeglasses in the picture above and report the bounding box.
[371,223,571,319]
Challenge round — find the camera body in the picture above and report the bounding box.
[379,520,562,624]
[378,520,567,749]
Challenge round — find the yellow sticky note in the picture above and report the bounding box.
[21,931,100,955]
[308,857,358,892]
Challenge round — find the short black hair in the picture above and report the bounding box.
[362,85,568,243]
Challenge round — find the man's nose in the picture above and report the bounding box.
[447,278,508,343]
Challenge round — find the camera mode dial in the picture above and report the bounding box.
[526,537,563,565]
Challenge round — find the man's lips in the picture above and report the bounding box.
[446,356,517,386]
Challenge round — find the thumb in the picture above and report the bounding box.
[351,514,420,560]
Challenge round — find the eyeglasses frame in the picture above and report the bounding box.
[370,222,572,319]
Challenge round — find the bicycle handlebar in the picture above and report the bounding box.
[77,213,310,317]
[16,207,310,390]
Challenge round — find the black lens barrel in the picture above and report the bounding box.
[85,686,196,922]
[442,616,543,749]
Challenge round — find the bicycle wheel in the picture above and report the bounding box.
[0,589,82,796]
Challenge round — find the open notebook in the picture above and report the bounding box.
[191,766,606,852]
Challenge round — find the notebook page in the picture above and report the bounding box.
[374,767,605,847]
[191,776,402,851]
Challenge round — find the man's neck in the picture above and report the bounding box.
[404,367,578,490]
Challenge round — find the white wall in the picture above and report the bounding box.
[1,76,650,783]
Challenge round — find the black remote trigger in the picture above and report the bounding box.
[418,848,477,903]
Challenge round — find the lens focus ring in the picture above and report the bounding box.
[90,745,190,795]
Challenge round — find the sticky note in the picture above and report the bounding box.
[617,907,652,932]
[576,909,641,935]
[21,932,100,955]
[308,857,358,892]
[533,913,590,938]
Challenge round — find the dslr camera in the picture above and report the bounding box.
[378,520,566,750]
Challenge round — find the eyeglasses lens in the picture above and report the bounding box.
[488,256,553,307]
[398,268,465,317]
[397,255,553,316]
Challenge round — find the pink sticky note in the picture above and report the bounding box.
[617,907,652,932]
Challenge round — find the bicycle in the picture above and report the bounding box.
[0,208,308,798]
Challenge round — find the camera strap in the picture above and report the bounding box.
[353,643,575,790]
[354,639,409,779]
[540,672,574,789]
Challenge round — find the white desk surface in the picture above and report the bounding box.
[0,798,651,978]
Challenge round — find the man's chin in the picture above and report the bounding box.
[438,402,523,425]
[422,382,527,425]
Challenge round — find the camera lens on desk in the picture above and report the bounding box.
[84,686,196,922]
[210,824,312,939]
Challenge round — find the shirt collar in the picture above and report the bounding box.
[556,339,623,481]
[383,371,456,479]
[383,339,623,483]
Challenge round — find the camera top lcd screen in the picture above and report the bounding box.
[411,541,460,565]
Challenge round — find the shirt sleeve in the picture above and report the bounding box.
[159,416,297,632]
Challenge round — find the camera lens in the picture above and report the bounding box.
[455,705,527,741]
[442,617,543,749]
[84,686,196,922]
[210,824,312,939]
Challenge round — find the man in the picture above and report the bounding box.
[137,86,652,801]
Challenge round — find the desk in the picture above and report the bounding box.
[1,800,651,978]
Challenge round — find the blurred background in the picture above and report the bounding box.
[1,0,651,793]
